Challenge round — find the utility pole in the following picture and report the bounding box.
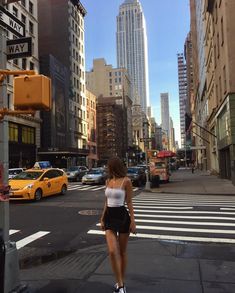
[0,1,23,292]
[143,120,151,191]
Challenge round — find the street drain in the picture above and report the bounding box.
[78,209,101,215]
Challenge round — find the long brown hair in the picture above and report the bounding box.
[107,157,127,178]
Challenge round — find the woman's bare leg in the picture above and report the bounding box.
[118,233,129,282]
[105,230,123,287]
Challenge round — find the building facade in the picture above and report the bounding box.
[6,0,40,168]
[38,0,88,166]
[86,58,133,149]
[86,90,98,168]
[116,0,150,113]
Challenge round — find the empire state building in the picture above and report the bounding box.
[117,0,150,113]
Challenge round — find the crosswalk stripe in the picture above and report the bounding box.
[134,209,235,215]
[134,214,235,221]
[96,223,235,234]
[133,205,193,210]
[87,229,235,244]
[16,231,50,250]
[134,219,235,227]
[91,186,106,191]
[9,229,20,235]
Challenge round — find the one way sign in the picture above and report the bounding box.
[6,37,32,60]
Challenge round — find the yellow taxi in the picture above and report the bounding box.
[9,168,68,201]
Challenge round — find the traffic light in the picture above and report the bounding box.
[14,75,51,111]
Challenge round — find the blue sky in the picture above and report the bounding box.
[82,0,190,144]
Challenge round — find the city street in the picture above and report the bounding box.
[8,169,235,292]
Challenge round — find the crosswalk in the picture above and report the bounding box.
[88,193,235,244]
[10,229,50,250]
[68,183,139,192]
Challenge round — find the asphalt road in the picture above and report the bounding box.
[9,183,142,269]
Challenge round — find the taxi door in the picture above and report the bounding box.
[40,170,57,196]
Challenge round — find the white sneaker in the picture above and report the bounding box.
[113,285,127,293]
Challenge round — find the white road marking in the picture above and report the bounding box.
[134,219,235,227]
[134,214,235,221]
[16,231,50,250]
[220,208,235,211]
[134,209,235,215]
[133,205,193,210]
[91,186,106,191]
[135,225,235,234]
[9,229,20,235]
[87,229,235,244]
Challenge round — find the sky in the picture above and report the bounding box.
[82,0,190,145]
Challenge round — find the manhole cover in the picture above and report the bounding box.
[78,210,101,215]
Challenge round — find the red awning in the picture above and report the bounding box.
[157,150,176,158]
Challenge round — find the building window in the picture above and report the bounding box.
[21,0,25,7]
[21,14,26,24]
[12,6,18,17]
[22,58,27,69]
[217,33,220,58]
[219,76,222,101]
[223,66,227,94]
[30,62,34,70]
[9,123,18,142]
[22,126,35,144]
[29,1,33,15]
[29,21,34,34]
[221,17,224,46]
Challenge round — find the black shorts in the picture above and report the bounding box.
[104,206,131,234]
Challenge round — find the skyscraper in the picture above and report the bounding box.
[177,53,188,148]
[161,93,170,139]
[117,0,150,113]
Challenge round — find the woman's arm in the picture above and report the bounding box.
[100,179,108,230]
[125,178,136,234]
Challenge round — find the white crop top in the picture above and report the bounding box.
[105,178,126,207]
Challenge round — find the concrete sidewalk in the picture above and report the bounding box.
[21,239,235,293]
[151,168,235,195]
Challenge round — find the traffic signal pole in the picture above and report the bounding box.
[0,1,22,291]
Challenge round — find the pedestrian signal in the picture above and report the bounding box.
[14,75,51,110]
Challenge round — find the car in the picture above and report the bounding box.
[66,166,88,182]
[82,168,107,185]
[9,168,68,201]
[8,168,25,180]
[127,167,146,187]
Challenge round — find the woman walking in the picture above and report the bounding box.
[100,157,136,293]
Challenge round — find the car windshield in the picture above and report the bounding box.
[127,168,138,174]
[88,169,102,174]
[12,171,43,180]
[68,167,79,171]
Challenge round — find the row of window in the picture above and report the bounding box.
[9,123,35,144]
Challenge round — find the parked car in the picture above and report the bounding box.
[66,166,88,182]
[127,167,146,186]
[82,168,107,185]
[8,168,25,180]
[9,168,68,201]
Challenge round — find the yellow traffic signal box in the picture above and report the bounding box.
[14,75,51,110]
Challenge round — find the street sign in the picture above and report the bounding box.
[0,6,25,37]
[6,37,32,59]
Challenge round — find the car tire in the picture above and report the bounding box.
[60,184,67,195]
[34,188,42,201]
